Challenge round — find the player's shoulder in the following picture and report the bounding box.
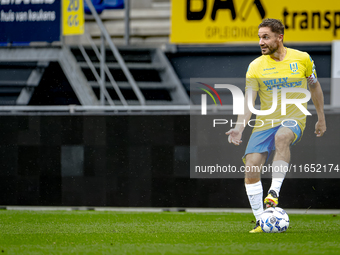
[249,55,266,66]
[248,55,266,70]
[287,48,310,62]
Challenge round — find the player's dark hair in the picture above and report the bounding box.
[258,18,284,35]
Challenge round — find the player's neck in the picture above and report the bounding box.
[270,45,286,62]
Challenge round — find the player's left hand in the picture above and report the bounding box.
[315,120,326,137]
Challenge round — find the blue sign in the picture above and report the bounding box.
[0,0,61,44]
[84,0,124,15]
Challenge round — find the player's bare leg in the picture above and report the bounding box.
[273,127,295,162]
[245,152,267,233]
[245,152,267,184]
[265,127,295,208]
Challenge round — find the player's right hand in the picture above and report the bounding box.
[225,129,242,146]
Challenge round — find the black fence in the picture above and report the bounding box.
[0,113,339,209]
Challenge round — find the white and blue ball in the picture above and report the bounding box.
[260,207,289,233]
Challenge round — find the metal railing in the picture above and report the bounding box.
[82,0,145,106]
[0,105,337,114]
[78,44,115,106]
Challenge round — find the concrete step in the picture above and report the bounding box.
[0,81,38,87]
[70,47,154,62]
[78,62,165,71]
[0,97,17,105]
[108,100,174,105]
[0,86,23,93]
[86,20,170,37]
[89,81,176,90]
[85,8,170,21]
[65,36,169,46]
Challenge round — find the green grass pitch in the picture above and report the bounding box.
[0,210,339,254]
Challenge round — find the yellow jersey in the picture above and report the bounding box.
[245,47,317,133]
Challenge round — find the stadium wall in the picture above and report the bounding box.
[0,113,339,209]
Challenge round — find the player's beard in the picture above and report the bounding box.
[261,42,279,55]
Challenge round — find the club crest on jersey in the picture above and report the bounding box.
[290,62,298,73]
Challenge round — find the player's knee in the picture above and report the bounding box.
[245,161,259,170]
[275,132,292,146]
[245,155,263,167]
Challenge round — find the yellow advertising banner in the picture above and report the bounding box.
[171,0,340,43]
[62,0,84,36]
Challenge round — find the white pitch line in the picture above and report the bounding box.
[187,208,340,214]
[2,206,340,214]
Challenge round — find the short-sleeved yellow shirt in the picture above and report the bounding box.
[246,47,317,133]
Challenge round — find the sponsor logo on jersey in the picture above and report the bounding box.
[263,77,302,90]
[263,67,276,71]
[290,62,299,72]
[262,72,279,76]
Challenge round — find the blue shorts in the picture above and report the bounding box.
[243,120,302,164]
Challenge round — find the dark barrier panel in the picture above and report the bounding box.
[0,113,339,208]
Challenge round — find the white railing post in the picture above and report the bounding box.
[331,41,340,107]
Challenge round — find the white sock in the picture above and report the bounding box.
[270,160,289,197]
[245,181,263,221]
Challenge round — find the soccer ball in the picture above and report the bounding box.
[260,207,289,233]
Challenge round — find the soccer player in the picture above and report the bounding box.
[225,19,327,233]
